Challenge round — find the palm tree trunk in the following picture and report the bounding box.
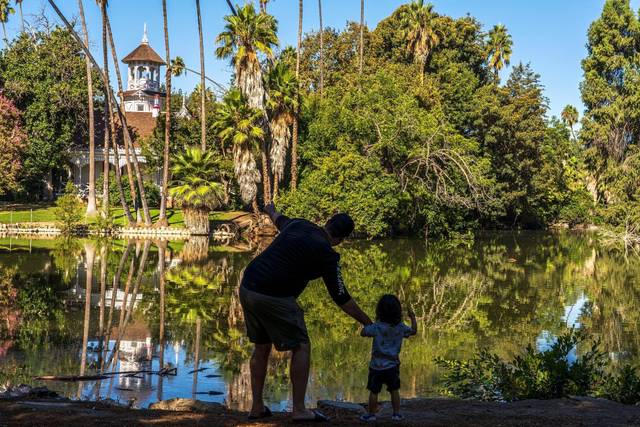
[101,2,133,224]
[196,0,206,151]
[318,0,324,98]
[78,242,94,399]
[359,0,364,75]
[261,146,271,204]
[291,0,303,191]
[106,17,140,223]
[18,2,24,33]
[158,0,171,226]
[2,22,7,45]
[78,0,97,216]
[100,3,110,217]
[48,0,153,226]
[273,174,279,201]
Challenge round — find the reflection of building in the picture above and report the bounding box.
[63,25,166,195]
[111,321,153,363]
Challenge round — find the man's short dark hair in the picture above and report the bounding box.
[325,213,354,240]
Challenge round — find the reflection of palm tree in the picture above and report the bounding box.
[78,242,95,399]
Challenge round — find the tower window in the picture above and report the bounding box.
[137,104,145,112]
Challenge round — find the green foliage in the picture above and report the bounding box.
[598,365,640,404]
[436,330,608,401]
[169,146,224,211]
[0,29,103,197]
[279,150,401,237]
[96,171,161,208]
[0,94,28,195]
[52,182,84,234]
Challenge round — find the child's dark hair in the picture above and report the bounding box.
[375,294,402,326]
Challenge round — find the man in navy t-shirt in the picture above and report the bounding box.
[239,203,372,422]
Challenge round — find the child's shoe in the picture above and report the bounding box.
[360,413,377,422]
[391,413,404,421]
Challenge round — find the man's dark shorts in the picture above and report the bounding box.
[367,366,401,393]
[239,286,309,351]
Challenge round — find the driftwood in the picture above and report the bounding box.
[34,367,177,383]
[35,375,109,382]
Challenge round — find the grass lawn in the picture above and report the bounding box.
[0,203,249,228]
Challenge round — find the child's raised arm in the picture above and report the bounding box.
[408,308,417,336]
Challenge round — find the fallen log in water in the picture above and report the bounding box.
[34,367,177,382]
[35,375,109,382]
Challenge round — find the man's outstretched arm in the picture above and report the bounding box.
[340,299,373,326]
[264,203,291,231]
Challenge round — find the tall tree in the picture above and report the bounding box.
[97,0,110,217]
[561,104,579,141]
[359,0,364,75]
[266,61,298,199]
[215,3,278,205]
[159,0,172,225]
[0,0,14,44]
[291,0,303,190]
[485,23,512,80]
[195,0,206,151]
[105,17,150,224]
[318,0,324,96]
[214,88,263,211]
[0,95,27,195]
[399,0,440,85]
[78,0,97,216]
[98,0,133,223]
[581,0,639,163]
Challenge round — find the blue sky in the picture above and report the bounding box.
[5,0,639,118]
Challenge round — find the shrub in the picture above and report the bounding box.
[96,171,161,208]
[53,182,84,234]
[279,151,401,238]
[598,365,640,405]
[436,330,607,402]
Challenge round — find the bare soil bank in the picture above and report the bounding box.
[1,396,640,426]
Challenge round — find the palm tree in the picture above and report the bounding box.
[214,88,263,211]
[77,0,97,216]
[259,0,271,14]
[0,1,14,45]
[399,0,440,85]
[561,105,579,141]
[97,0,110,217]
[485,24,512,80]
[195,0,206,151]
[291,0,302,191]
[97,0,133,224]
[265,61,298,200]
[318,0,324,96]
[170,147,224,235]
[105,17,150,225]
[15,0,23,33]
[359,0,364,75]
[215,3,278,204]
[159,0,172,226]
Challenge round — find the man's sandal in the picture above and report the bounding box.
[248,406,273,420]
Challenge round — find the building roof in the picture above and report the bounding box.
[125,111,158,140]
[122,43,165,65]
[121,89,166,98]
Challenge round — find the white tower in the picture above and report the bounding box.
[121,24,165,116]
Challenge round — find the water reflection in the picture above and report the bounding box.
[0,232,639,408]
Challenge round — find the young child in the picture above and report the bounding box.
[360,294,417,422]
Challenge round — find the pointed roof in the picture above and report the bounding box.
[122,24,165,65]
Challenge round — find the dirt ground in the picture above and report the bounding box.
[1,396,640,426]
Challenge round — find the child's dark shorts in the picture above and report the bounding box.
[367,366,400,393]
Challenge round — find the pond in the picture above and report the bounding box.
[0,231,639,410]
